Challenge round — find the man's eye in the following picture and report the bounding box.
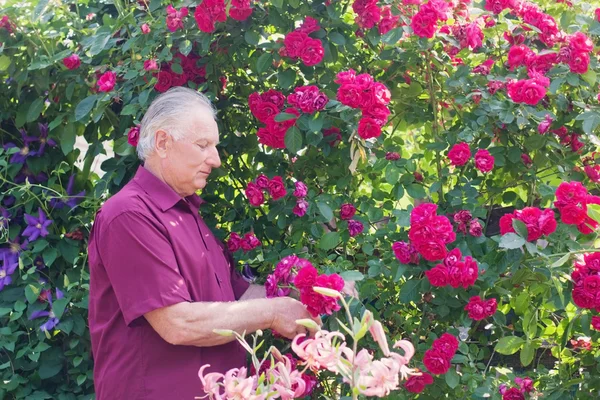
[197,143,208,149]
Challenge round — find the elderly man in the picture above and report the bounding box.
[88,87,319,400]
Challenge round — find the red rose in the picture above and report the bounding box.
[246,182,265,206]
[348,219,364,237]
[335,69,357,85]
[194,6,215,32]
[337,84,364,108]
[355,4,382,29]
[569,51,590,74]
[250,101,280,123]
[416,239,447,262]
[298,16,320,34]
[141,23,151,34]
[227,232,242,252]
[459,256,479,287]
[584,275,600,293]
[268,176,287,200]
[411,203,438,224]
[294,266,318,290]
[447,142,471,166]
[507,45,533,70]
[300,38,324,66]
[423,348,451,375]
[260,89,286,109]
[502,388,525,400]
[127,125,140,147]
[166,5,188,32]
[572,288,595,309]
[340,203,356,220]
[410,9,438,39]
[568,32,594,53]
[97,71,116,92]
[485,298,498,316]
[392,241,418,264]
[559,204,587,225]
[154,70,173,92]
[474,149,494,173]
[352,0,378,13]
[255,174,270,190]
[256,126,285,149]
[63,54,81,70]
[425,265,449,286]
[539,208,557,236]
[592,316,600,331]
[284,31,309,58]
[229,6,253,21]
[357,117,382,139]
[465,296,488,320]
[404,372,434,393]
[596,8,600,22]
[433,333,459,358]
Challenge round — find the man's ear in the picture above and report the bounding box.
[154,130,170,158]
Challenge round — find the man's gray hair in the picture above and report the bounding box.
[137,87,217,161]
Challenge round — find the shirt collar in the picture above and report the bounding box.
[132,165,205,212]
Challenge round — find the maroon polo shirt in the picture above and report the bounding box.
[88,166,250,400]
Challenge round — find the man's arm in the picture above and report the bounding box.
[144,296,319,347]
[239,283,266,300]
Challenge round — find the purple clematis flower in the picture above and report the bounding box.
[4,129,39,164]
[14,166,48,184]
[22,208,52,242]
[29,288,64,332]
[35,123,58,156]
[0,253,18,292]
[0,236,28,261]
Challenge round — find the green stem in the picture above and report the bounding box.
[424,54,444,203]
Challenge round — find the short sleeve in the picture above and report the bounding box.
[97,212,192,326]
[217,240,250,300]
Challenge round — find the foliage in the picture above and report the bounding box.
[1,0,600,398]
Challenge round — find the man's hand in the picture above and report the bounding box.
[270,297,322,340]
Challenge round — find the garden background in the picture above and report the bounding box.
[1,0,600,398]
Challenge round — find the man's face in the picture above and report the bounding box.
[161,109,221,197]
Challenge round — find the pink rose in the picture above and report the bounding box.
[447,142,471,166]
[143,59,159,71]
[284,31,309,58]
[507,45,534,70]
[127,125,140,147]
[348,219,364,237]
[569,51,590,74]
[63,54,81,70]
[340,203,356,220]
[474,149,494,173]
[293,181,308,198]
[298,16,320,34]
[293,198,309,217]
[300,38,324,66]
[97,71,116,92]
[246,182,265,206]
[255,174,270,189]
[425,265,449,286]
[416,239,447,262]
[355,4,382,29]
[227,232,242,252]
[410,9,438,38]
[166,5,188,32]
[268,176,287,200]
[468,219,483,237]
[141,23,151,34]
[465,22,483,50]
[337,84,364,108]
[294,265,318,290]
[357,117,382,139]
[335,69,357,85]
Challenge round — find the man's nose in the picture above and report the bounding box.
[209,147,222,168]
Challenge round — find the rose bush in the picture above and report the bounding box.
[2,0,600,398]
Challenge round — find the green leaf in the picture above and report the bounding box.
[385,165,400,185]
[495,336,525,355]
[512,219,529,239]
[316,202,334,221]
[278,69,296,90]
[445,368,460,389]
[0,55,10,71]
[406,184,426,199]
[271,0,283,8]
[499,233,525,249]
[26,98,45,123]
[52,298,69,320]
[25,284,41,303]
[340,270,364,281]
[74,95,98,121]
[329,32,346,46]
[550,253,570,268]
[77,375,86,385]
[319,232,340,250]
[576,111,600,134]
[588,204,600,224]
[524,134,546,151]
[520,342,535,366]
[285,126,303,154]
[274,112,298,122]
[58,125,76,156]
[581,69,597,87]
[244,31,260,46]
[256,53,273,74]
[32,0,50,21]
[308,114,323,132]
[170,63,183,75]
[523,309,538,338]
[399,279,420,304]
[382,27,403,44]
[179,39,193,56]
[89,32,111,56]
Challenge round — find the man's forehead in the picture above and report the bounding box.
[186,115,220,142]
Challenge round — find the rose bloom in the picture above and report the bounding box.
[144,59,159,71]
[404,372,434,393]
[245,182,265,206]
[425,264,449,286]
[268,176,287,200]
[340,203,356,220]
[300,38,325,66]
[592,316,600,331]
[447,142,471,166]
[357,117,382,139]
[97,71,116,92]
[141,23,151,34]
[154,70,173,93]
[165,5,188,32]
[474,149,494,173]
[127,125,140,147]
[410,9,438,38]
[423,348,451,375]
[63,54,81,70]
[502,388,525,400]
[348,219,364,237]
